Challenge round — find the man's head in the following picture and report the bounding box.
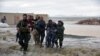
[36,15,40,21]
[4,16,6,18]
[58,20,64,26]
[23,14,27,19]
[3,16,6,20]
[30,15,34,19]
[23,14,27,22]
[40,16,44,20]
[28,15,31,19]
[48,19,52,24]
[28,15,34,20]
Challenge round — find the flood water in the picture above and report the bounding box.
[62,21,100,48]
[64,21,100,37]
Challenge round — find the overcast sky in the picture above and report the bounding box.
[0,0,100,16]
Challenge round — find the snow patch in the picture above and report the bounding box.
[0,22,9,28]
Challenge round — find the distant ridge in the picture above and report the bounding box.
[49,17,100,21]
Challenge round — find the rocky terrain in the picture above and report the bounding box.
[77,19,100,25]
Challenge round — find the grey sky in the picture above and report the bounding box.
[0,0,100,16]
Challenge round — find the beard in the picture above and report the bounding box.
[23,19,27,22]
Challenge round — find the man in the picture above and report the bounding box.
[46,20,58,48]
[46,20,53,47]
[16,14,31,54]
[51,22,58,48]
[36,16,46,47]
[1,16,6,23]
[27,15,34,31]
[57,20,65,48]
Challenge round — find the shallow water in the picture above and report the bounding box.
[62,21,100,48]
[63,35,100,48]
[64,21,100,37]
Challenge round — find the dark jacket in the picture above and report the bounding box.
[17,20,30,33]
[27,18,34,28]
[36,20,46,32]
[57,25,65,37]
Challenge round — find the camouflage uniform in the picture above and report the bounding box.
[57,25,65,48]
[16,20,30,52]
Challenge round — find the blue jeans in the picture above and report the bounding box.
[46,32,58,48]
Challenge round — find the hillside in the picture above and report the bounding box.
[77,19,100,25]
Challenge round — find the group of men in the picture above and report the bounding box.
[46,20,65,48]
[16,14,65,54]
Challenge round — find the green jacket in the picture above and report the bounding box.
[17,20,30,33]
[57,26,65,38]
